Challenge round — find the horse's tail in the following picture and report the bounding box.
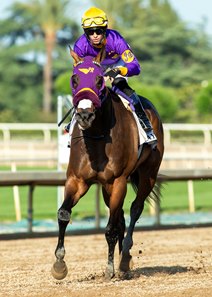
[130,171,162,204]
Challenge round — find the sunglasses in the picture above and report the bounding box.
[86,28,105,36]
[82,17,107,28]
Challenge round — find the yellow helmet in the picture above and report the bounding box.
[81,7,108,29]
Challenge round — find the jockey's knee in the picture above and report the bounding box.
[112,77,134,96]
[112,77,126,86]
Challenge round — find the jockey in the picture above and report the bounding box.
[72,7,157,145]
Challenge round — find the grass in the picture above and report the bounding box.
[160,180,212,212]
[0,180,211,222]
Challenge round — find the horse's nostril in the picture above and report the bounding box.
[75,110,95,130]
[77,111,94,121]
[88,112,95,120]
[76,111,86,120]
[82,112,89,120]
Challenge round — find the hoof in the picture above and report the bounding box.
[119,253,133,272]
[51,260,68,280]
[105,265,115,280]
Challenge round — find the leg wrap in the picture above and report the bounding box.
[57,209,71,222]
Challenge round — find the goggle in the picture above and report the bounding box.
[82,17,107,28]
[86,28,105,36]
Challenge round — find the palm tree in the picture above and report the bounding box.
[14,0,71,114]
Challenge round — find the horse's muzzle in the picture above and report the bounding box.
[75,110,95,130]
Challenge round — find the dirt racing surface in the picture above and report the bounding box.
[0,227,211,297]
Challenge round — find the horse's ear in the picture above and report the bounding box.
[94,45,106,64]
[68,45,82,65]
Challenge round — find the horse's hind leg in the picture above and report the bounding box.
[119,174,155,272]
[51,177,89,280]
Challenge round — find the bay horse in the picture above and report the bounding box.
[51,48,164,280]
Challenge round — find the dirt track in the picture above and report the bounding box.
[0,227,211,297]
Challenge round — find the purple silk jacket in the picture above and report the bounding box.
[73,29,141,77]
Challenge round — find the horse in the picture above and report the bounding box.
[51,47,164,280]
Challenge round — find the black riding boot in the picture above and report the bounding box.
[130,92,157,146]
[111,77,157,146]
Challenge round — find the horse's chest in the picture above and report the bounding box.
[84,146,125,182]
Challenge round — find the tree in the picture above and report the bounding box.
[92,0,212,87]
[12,0,72,114]
[1,0,212,123]
[0,0,79,120]
[195,81,212,121]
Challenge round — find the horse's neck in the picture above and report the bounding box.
[82,90,115,136]
[98,90,115,130]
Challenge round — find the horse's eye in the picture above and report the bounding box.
[71,74,79,89]
[96,76,104,89]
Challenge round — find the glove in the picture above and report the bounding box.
[104,68,121,79]
[118,66,128,76]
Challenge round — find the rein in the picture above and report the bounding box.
[58,106,74,127]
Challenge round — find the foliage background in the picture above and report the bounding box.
[0,0,212,124]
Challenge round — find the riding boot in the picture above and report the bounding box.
[129,92,157,146]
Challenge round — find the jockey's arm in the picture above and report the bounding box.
[103,32,141,80]
[113,31,141,77]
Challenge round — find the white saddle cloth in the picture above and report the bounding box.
[119,96,148,146]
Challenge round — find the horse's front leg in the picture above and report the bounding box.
[104,177,127,279]
[51,177,88,280]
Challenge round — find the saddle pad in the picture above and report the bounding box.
[119,95,148,146]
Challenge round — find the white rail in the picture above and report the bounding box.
[0,123,211,143]
[0,123,57,143]
[0,169,211,233]
[164,123,212,145]
[0,123,212,168]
